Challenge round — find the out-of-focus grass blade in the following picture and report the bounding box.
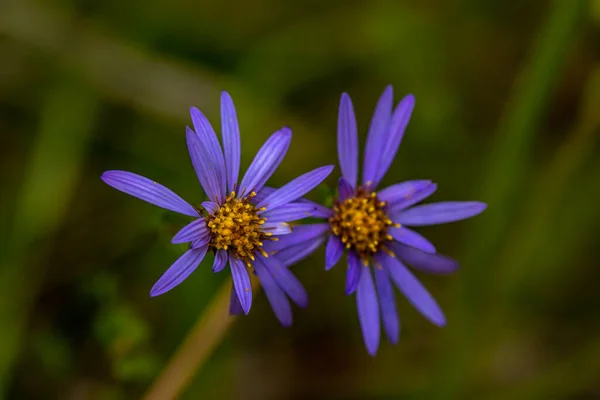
[430,1,588,399]
[492,67,600,308]
[468,66,600,398]
[0,77,98,394]
[463,0,588,309]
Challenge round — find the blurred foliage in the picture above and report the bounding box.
[0,0,599,399]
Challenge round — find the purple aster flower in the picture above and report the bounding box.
[265,86,486,354]
[101,91,333,326]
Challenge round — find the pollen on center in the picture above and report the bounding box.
[205,191,270,263]
[329,187,398,263]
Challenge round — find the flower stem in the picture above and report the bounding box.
[143,277,258,400]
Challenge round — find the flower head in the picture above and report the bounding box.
[101,91,333,325]
[268,86,486,354]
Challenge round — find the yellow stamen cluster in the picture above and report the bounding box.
[205,191,272,265]
[329,188,398,264]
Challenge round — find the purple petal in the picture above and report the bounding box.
[256,165,334,210]
[288,196,333,218]
[186,127,222,203]
[299,199,334,218]
[263,223,330,251]
[171,219,209,244]
[363,85,394,186]
[272,234,327,268]
[239,128,292,195]
[253,186,277,203]
[261,203,318,223]
[387,183,438,216]
[261,222,292,235]
[356,266,380,356]
[254,258,293,327]
[372,94,415,188]
[229,256,252,314]
[256,186,333,218]
[397,201,488,226]
[373,261,400,344]
[382,254,446,326]
[337,93,358,188]
[228,285,244,315]
[190,107,226,199]
[202,201,219,214]
[389,241,458,274]
[388,226,436,253]
[345,251,362,295]
[150,246,208,297]
[338,177,354,201]
[325,235,344,270]
[259,255,308,308]
[378,180,432,206]
[101,171,198,217]
[212,249,228,273]
[191,234,210,249]
[220,91,241,193]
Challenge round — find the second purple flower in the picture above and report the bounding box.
[265,86,487,354]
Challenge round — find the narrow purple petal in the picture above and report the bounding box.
[261,222,292,235]
[229,285,243,315]
[356,266,380,356]
[253,185,277,203]
[259,255,308,308]
[389,241,459,274]
[272,234,327,268]
[256,186,333,218]
[338,177,354,201]
[150,246,208,297]
[229,256,252,314]
[171,219,209,244]
[363,85,393,186]
[186,126,221,203]
[254,258,293,326]
[325,235,344,270]
[212,249,228,273]
[388,226,436,253]
[372,94,416,188]
[202,201,219,214]
[239,128,292,195]
[373,262,400,344]
[190,107,226,199]
[345,251,363,295]
[378,180,432,206]
[382,254,446,326]
[299,198,334,218]
[337,93,358,188]
[387,183,438,216]
[263,223,330,251]
[256,165,334,210]
[191,234,210,249]
[397,201,488,226]
[220,91,241,193]
[261,203,317,223]
[101,171,198,217]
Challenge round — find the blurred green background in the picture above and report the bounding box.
[1,0,599,398]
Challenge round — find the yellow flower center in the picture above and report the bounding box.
[206,191,272,264]
[329,188,398,263]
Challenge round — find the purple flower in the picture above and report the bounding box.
[266,86,486,354]
[101,91,333,326]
